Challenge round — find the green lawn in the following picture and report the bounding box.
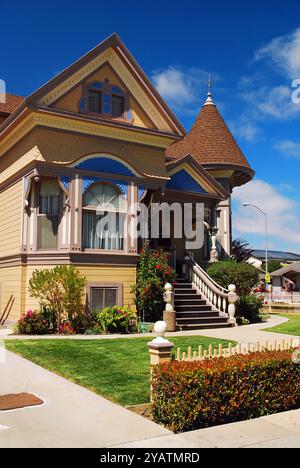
[5,336,234,406]
[265,314,300,337]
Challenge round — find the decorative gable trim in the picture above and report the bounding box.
[166,169,208,194]
[167,154,229,199]
[73,155,138,177]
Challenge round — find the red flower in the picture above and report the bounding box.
[155,265,162,270]
[26,310,33,318]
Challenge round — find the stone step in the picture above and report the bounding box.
[174,289,197,295]
[175,298,206,306]
[176,322,232,331]
[176,304,212,311]
[176,317,227,325]
[176,311,220,318]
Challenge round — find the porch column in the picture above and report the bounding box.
[70,174,82,251]
[127,182,138,254]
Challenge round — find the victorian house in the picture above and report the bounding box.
[0,33,254,324]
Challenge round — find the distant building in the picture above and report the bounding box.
[271,261,300,300]
[248,250,300,269]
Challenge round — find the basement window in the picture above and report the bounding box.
[90,287,118,311]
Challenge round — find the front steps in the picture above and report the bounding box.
[174,278,232,331]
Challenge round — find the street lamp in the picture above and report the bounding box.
[242,203,269,280]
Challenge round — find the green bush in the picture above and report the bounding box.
[152,350,300,433]
[133,243,176,322]
[206,260,259,297]
[93,306,137,334]
[28,265,88,333]
[262,260,282,273]
[236,295,263,323]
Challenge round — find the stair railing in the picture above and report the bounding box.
[185,253,237,324]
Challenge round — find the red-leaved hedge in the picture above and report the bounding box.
[151,350,300,432]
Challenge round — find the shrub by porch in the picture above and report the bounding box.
[151,350,300,432]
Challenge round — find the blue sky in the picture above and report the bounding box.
[1,0,300,252]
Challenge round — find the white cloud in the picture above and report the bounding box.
[240,84,300,120]
[152,66,221,114]
[275,140,300,159]
[228,118,263,142]
[254,28,300,79]
[232,179,300,248]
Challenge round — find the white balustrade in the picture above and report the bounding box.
[185,253,238,324]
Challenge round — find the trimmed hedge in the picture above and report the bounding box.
[151,350,300,432]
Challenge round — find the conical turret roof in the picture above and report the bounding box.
[166,91,254,186]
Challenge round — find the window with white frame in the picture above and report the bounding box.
[82,182,126,251]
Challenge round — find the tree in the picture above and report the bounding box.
[261,260,282,274]
[29,266,87,332]
[231,238,253,263]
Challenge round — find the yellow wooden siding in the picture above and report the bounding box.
[0,180,22,256]
[35,127,168,178]
[22,264,137,313]
[79,265,136,306]
[0,266,22,322]
[0,145,42,185]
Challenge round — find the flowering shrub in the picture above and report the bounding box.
[15,310,51,335]
[152,350,300,433]
[93,306,137,334]
[133,243,176,322]
[58,321,75,335]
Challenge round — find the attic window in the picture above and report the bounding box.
[88,90,102,113]
[83,81,130,120]
[112,95,125,117]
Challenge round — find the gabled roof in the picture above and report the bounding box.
[166,154,229,199]
[0,33,185,138]
[166,92,254,186]
[271,261,300,277]
[0,94,24,116]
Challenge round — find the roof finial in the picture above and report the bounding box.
[208,74,212,96]
[203,74,215,107]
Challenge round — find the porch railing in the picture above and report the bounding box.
[185,252,237,321]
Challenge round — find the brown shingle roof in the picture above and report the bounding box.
[166,99,252,173]
[0,93,24,115]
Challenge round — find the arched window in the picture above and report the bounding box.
[82,182,126,251]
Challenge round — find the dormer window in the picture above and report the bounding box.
[82,80,131,121]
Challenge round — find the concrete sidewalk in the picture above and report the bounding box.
[0,351,170,448]
[2,315,299,347]
[115,409,300,448]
